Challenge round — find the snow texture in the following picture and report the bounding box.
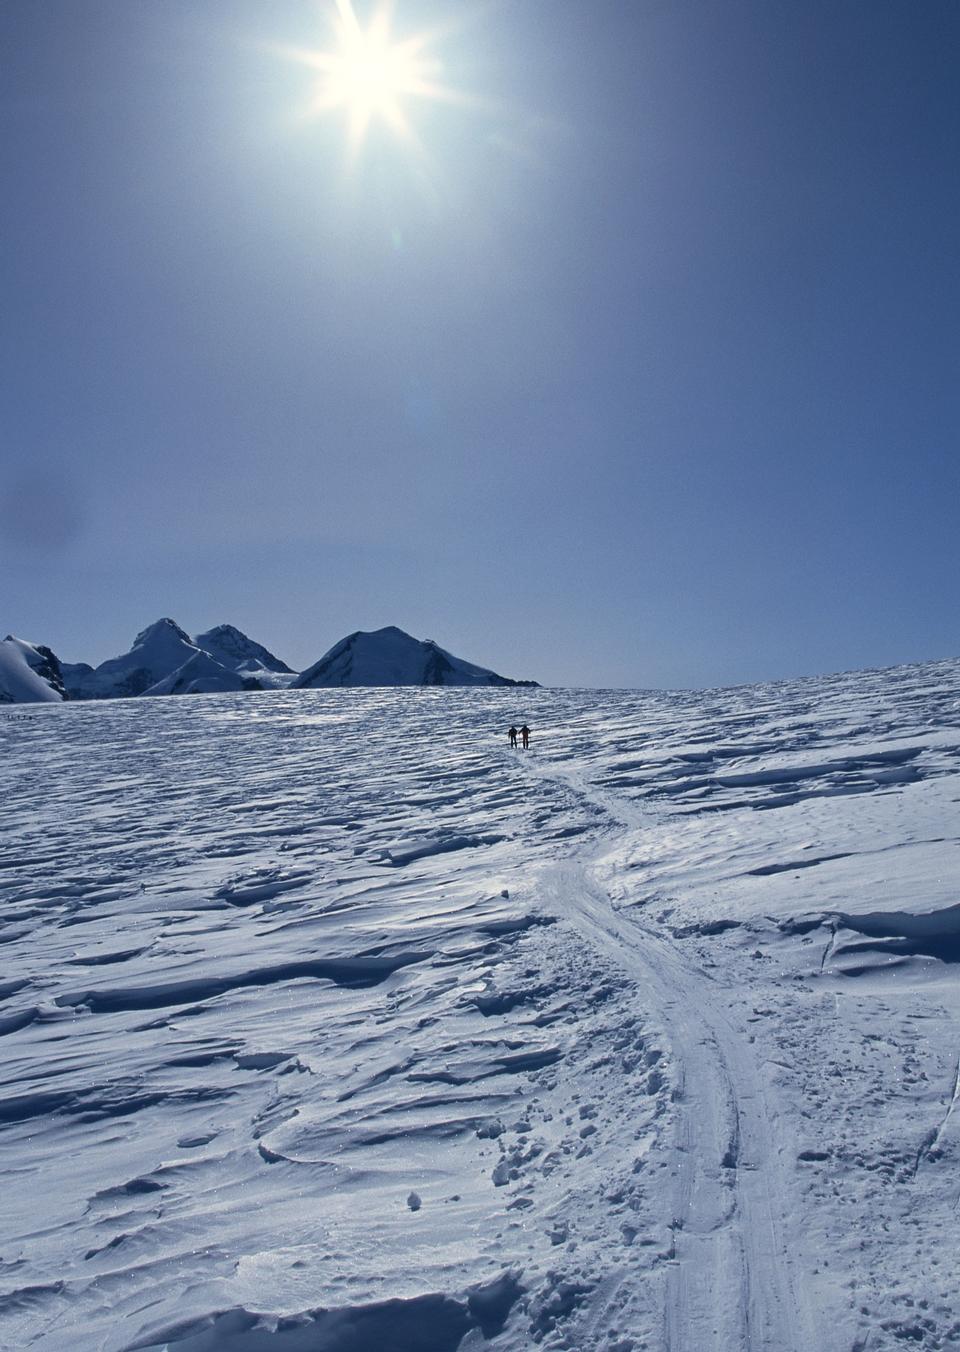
[2,656,960,1352]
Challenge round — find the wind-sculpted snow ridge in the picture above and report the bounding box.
[2,657,960,1350]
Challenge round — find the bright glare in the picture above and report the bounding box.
[286,0,454,154]
[328,24,417,119]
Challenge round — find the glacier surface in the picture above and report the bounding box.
[2,657,960,1351]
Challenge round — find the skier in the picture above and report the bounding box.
[508,725,518,748]
[520,724,530,749]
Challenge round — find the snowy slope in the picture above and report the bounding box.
[296,625,537,687]
[0,635,65,702]
[60,659,98,697]
[2,657,960,1351]
[143,651,250,697]
[193,625,293,676]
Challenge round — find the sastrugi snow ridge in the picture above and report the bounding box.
[3,655,960,1349]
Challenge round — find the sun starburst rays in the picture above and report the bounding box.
[282,0,458,158]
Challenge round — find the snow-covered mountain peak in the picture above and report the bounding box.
[49,618,296,701]
[371,625,412,639]
[295,625,538,688]
[0,636,66,703]
[196,622,248,646]
[192,623,293,675]
[71,618,203,699]
[132,617,193,650]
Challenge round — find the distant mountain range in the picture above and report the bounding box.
[0,622,538,703]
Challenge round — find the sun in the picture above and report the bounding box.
[325,6,422,125]
[285,0,453,154]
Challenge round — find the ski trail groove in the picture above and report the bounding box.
[524,756,817,1352]
[916,1054,960,1173]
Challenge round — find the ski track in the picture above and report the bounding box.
[524,758,815,1352]
[2,660,960,1351]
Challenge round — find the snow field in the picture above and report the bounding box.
[2,660,960,1350]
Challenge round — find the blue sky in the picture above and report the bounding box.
[2,0,958,688]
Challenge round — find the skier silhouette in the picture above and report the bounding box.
[508,725,518,748]
[520,725,530,749]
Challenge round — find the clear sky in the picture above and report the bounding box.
[2,0,958,689]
